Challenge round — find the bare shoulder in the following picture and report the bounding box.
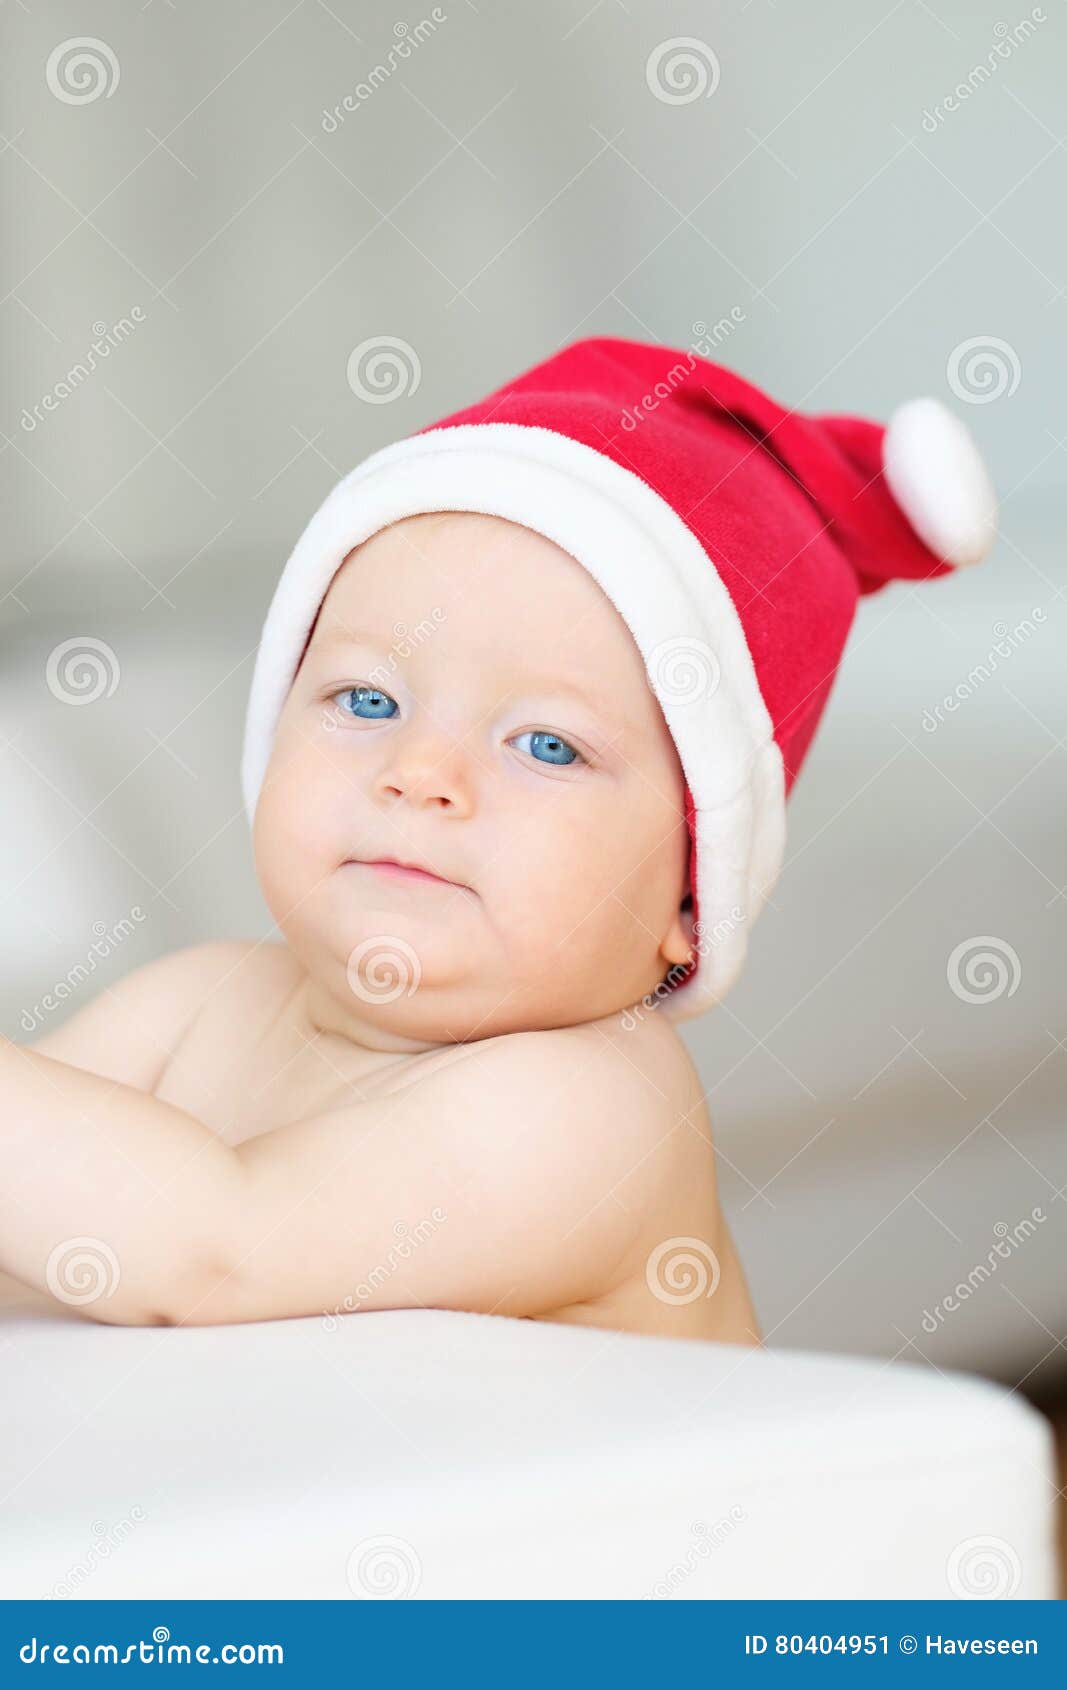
[447,1008,697,1126]
[448,1012,753,1342]
[450,1008,708,1168]
[436,1009,714,1255]
[27,938,281,1094]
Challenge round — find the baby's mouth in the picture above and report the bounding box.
[345,857,473,893]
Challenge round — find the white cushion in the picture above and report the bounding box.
[1,1292,1055,1599]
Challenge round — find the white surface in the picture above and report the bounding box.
[0,1295,1057,1600]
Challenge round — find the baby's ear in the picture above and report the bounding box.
[660,900,695,970]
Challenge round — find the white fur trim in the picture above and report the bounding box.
[883,397,997,567]
[241,423,786,1020]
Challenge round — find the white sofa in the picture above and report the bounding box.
[0,1282,1056,1600]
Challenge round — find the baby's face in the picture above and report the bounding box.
[254,511,693,1047]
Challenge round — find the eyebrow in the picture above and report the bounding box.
[311,627,389,651]
[309,627,625,731]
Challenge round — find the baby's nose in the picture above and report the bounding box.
[375,726,477,814]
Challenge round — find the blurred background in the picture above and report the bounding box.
[2,2,1064,1391]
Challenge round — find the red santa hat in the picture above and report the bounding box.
[241,335,996,1021]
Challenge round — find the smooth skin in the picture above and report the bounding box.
[2,513,760,1343]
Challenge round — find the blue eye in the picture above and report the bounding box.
[512,730,583,767]
[335,685,398,720]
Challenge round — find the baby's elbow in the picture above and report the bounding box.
[76,1297,176,1328]
[76,1246,245,1329]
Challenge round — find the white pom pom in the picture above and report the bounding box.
[883,396,997,567]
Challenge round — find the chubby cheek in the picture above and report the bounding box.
[253,740,338,904]
[487,802,635,968]
[501,794,685,980]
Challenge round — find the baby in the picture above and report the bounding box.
[1,335,995,1339]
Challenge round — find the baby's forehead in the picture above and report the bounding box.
[326,511,636,665]
[309,510,664,730]
[356,510,579,581]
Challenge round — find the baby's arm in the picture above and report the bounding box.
[0,1022,681,1327]
[0,1034,243,1322]
[212,1024,675,1326]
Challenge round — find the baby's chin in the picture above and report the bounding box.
[309,943,632,1046]
[288,874,668,1039]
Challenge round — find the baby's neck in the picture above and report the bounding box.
[288,970,449,1060]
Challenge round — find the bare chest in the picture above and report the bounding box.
[151,975,449,1149]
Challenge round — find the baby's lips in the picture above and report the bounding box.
[346,856,475,893]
